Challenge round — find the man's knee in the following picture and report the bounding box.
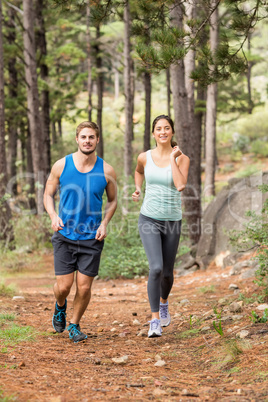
[56,280,72,295]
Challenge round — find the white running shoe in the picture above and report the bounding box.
[148,318,162,338]
[160,301,171,327]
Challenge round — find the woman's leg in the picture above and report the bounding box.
[138,214,163,315]
[160,220,181,301]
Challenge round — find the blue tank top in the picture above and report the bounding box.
[140,150,182,221]
[58,154,107,240]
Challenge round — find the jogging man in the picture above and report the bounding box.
[44,121,117,343]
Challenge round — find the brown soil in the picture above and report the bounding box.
[1,252,268,401]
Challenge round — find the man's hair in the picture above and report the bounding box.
[76,121,100,139]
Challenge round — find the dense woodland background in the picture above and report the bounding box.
[0,0,268,278]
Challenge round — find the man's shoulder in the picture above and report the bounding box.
[103,160,116,180]
[51,156,66,177]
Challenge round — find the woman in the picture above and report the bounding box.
[132,115,190,338]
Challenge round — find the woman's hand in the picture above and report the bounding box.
[170,146,182,160]
[132,189,141,202]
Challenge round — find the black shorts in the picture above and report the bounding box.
[51,232,104,277]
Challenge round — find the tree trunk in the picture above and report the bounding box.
[0,0,13,248]
[96,24,104,158]
[166,68,171,117]
[7,6,18,194]
[143,71,151,151]
[26,125,37,212]
[86,0,92,121]
[114,60,120,100]
[23,0,45,214]
[35,0,50,174]
[58,119,62,137]
[184,0,202,243]
[247,33,253,114]
[204,0,219,198]
[123,0,133,177]
[51,121,57,144]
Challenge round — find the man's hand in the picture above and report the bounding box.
[95,223,107,241]
[51,214,64,232]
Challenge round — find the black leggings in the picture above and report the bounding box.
[138,213,181,313]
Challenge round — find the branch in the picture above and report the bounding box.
[3,0,23,15]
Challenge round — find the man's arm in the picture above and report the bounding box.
[43,158,65,231]
[95,162,117,241]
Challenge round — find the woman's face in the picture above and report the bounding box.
[153,119,173,145]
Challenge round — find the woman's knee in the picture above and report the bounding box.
[149,265,163,279]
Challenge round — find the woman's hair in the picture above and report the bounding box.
[151,115,177,147]
[76,121,100,139]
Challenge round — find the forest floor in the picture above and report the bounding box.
[1,251,268,401]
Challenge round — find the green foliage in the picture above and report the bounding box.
[229,184,268,293]
[251,140,268,157]
[250,308,268,324]
[99,212,149,278]
[213,307,224,336]
[0,283,15,298]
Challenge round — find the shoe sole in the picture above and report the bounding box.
[148,332,162,338]
[160,320,171,327]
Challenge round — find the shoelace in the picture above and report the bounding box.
[69,325,81,337]
[160,304,168,318]
[150,320,160,330]
[55,310,65,322]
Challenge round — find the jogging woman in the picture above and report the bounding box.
[132,115,190,338]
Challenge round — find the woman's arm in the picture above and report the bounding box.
[170,146,190,192]
[132,152,146,202]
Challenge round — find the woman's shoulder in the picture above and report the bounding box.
[137,151,148,165]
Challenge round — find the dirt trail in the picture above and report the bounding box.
[0,252,268,401]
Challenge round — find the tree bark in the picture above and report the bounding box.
[247,33,253,114]
[204,0,219,198]
[23,0,45,215]
[143,71,151,151]
[96,24,104,158]
[166,68,171,117]
[86,0,92,121]
[6,6,18,193]
[35,0,50,175]
[0,0,13,247]
[184,0,202,243]
[123,0,133,177]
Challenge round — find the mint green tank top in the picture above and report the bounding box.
[140,150,182,221]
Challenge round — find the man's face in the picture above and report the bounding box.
[76,127,99,155]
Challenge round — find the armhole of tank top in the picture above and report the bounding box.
[59,155,69,180]
[144,150,150,169]
[101,158,108,186]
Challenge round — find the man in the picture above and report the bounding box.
[44,121,117,343]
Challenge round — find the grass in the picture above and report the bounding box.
[175,328,200,339]
[0,313,16,324]
[0,388,17,401]
[0,282,16,298]
[198,285,216,294]
[0,324,37,346]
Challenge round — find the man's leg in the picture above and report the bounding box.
[52,273,74,333]
[70,272,94,324]
[67,273,94,343]
[54,273,74,307]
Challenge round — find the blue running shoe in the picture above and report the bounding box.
[67,323,87,343]
[52,300,67,333]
